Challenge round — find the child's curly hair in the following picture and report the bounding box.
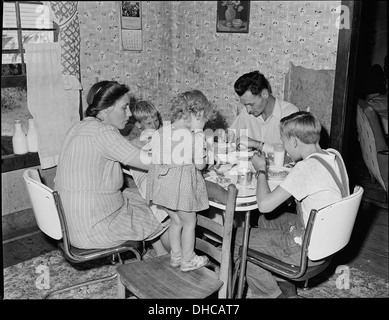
[170,90,215,123]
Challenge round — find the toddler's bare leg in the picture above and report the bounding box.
[166,209,182,257]
[176,211,197,261]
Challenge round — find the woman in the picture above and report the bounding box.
[55,80,170,255]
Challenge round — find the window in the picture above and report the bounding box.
[1,1,58,170]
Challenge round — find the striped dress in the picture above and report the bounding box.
[55,117,164,249]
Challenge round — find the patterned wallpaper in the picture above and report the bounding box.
[78,1,341,125]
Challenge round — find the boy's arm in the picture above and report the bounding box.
[251,152,292,213]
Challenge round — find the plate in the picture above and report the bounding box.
[214,163,235,175]
[267,166,291,181]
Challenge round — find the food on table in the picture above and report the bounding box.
[205,174,232,189]
[216,175,232,187]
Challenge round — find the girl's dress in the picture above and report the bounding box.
[146,124,209,212]
[55,117,165,249]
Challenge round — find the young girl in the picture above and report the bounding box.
[146,90,214,272]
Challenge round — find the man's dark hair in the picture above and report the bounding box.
[234,71,272,96]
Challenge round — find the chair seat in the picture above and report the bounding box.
[117,254,224,299]
[59,240,142,263]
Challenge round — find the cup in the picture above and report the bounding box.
[237,167,252,186]
[273,144,285,166]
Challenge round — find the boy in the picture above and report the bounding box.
[126,100,161,148]
[237,111,349,298]
[125,100,170,255]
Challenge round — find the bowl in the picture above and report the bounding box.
[232,19,242,28]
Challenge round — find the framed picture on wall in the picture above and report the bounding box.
[119,1,142,51]
[216,1,250,33]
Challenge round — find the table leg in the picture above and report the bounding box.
[236,210,251,298]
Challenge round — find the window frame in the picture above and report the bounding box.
[2,0,59,88]
[1,1,59,171]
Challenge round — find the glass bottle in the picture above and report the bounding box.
[27,118,39,152]
[12,119,28,155]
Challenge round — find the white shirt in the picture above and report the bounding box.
[229,98,299,151]
[279,149,349,228]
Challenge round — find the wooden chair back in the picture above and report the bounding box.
[195,184,237,298]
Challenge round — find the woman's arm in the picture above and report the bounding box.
[96,126,150,171]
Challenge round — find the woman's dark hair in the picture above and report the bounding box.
[234,70,272,96]
[85,81,130,117]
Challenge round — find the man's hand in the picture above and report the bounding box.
[236,135,263,151]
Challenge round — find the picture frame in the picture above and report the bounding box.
[216,1,250,33]
[119,1,142,51]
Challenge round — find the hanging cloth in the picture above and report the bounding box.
[25,42,80,169]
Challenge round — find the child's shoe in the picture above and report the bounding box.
[180,255,209,272]
[170,252,181,268]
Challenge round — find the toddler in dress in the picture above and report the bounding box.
[146,90,214,271]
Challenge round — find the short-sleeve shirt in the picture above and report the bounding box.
[279,149,349,227]
[229,98,299,145]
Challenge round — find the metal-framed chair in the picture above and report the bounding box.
[232,185,364,295]
[116,184,238,299]
[23,168,143,299]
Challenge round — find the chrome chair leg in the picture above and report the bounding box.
[44,273,118,299]
[44,249,141,299]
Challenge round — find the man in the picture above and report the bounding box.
[229,71,299,153]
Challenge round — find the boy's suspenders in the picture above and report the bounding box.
[310,152,349,198]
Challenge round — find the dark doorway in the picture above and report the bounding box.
[345,0,387,204]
